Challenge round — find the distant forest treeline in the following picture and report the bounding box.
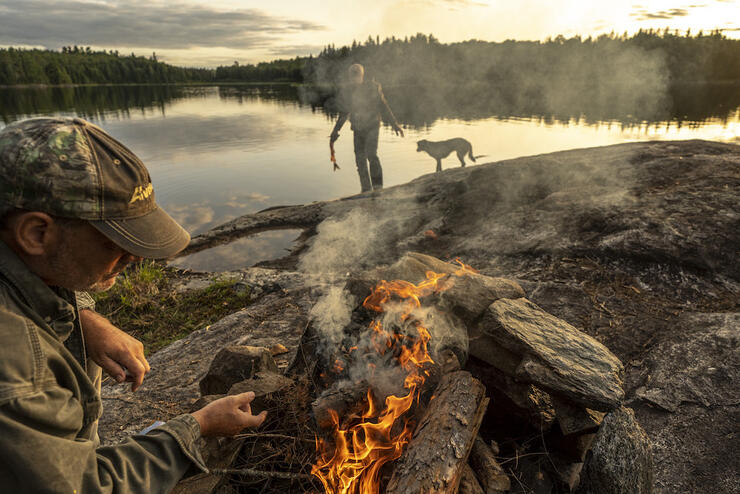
[1,29,738,86]
[0,47,213,85]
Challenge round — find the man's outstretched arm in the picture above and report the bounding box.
[377,84,404,137]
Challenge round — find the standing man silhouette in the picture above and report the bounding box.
[330,64,404,193]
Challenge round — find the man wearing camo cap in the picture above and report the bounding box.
[0,117,266,493]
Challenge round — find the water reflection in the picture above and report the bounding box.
[381,82,740,129]
[170,229,302,272]
[3,81,737,128]
[0,85,196,123]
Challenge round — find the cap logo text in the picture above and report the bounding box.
[129,183,153,204]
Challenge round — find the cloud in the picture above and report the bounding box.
[630,7,690,20]
[0,0,326,50]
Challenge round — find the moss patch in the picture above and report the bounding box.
[93,261,251,354]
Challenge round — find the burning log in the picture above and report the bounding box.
[468,436,511,493]
[312,380,370,430]
[385,371,489,494]
[312,348,461,431]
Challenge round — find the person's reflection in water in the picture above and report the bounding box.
[330,64,404,193]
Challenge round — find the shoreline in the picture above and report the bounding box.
[0,81,301,89]
[2,80,739,90]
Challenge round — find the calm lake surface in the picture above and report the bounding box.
[1,84,738,270]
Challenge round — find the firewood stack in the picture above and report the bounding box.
[184,252,653,494]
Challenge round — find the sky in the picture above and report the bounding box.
[0,0,737,67]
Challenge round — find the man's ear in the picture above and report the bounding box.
[12,212,56,257]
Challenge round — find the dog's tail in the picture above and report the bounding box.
[468,146,488,163]
[468,146,486,162]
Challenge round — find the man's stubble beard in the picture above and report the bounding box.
[46,233,124,292]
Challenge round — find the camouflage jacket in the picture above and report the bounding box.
[0,240,207,493]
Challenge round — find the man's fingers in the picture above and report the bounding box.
[98,356,126,383]
[129,372,145,392]
[243,410,267,428]
[139,353,151,373]
[120,357,147,391]
[234,391,256,409]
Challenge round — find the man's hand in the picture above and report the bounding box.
[191,392,267,437]
[79,309,150,391]
[392,125,404,138]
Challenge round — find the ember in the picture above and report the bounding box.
[312,262,475,494]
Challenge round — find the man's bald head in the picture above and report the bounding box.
[348,63,364,84]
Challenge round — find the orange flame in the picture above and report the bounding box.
[312,260,476,494]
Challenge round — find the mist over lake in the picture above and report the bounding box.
[1,82,737,270]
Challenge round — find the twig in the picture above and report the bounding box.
[211,468,314,481]
[498,452,551,465]
[235,432,315,444]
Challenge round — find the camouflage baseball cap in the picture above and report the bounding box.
[0,117,190,258]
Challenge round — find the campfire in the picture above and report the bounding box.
[184,252,630,494]
[312,262,475,493]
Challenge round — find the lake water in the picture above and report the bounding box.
[1,84,738,271]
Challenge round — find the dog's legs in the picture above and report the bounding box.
[456,150,466,168]
[436,158,442,173]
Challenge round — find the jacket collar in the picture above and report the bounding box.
[0,240,75,338]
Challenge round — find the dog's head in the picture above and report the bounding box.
[416,140,428,152]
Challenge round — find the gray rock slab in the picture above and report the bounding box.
[475,297,624,411]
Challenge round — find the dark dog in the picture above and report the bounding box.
[416,138,483,172]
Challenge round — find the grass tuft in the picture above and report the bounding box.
[93,261,251,354]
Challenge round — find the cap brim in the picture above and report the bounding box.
[90,206,190,259]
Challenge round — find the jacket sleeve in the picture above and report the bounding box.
[0,384,208,494]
